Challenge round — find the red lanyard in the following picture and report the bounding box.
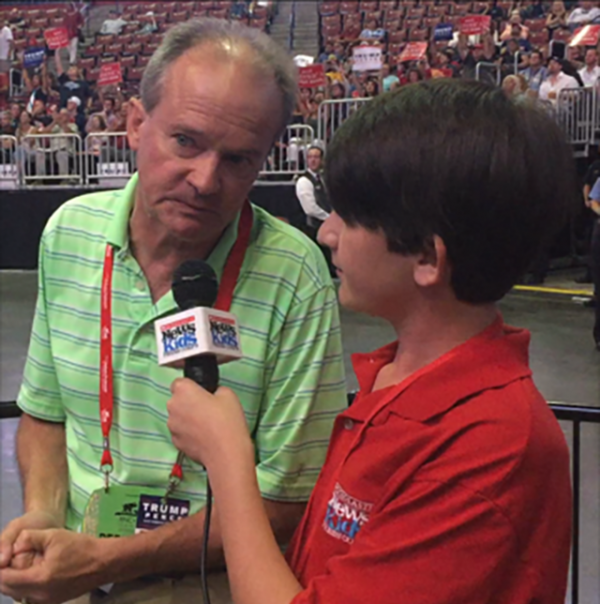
[99,201,253,490]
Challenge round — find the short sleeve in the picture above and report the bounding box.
[254,285,346,502]
[17,231,66,422]
[590,177,600,201]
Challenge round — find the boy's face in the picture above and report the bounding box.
[318,213,421,319]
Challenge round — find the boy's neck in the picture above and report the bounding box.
[373,302,498,391]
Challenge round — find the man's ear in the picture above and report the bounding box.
[127,98,146,151]
[413,235,450,288]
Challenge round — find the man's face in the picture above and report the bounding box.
[472,47,484,61]
[585,49,598,67]
[104,99,115,113]
[581,1,592,10]
[508,39,519,54]
[10,104,20,119]
[127,44,284,244]
[57,109,69,125]
[1,112,11,128]
[549,58,562,75]
[530,52,542,68]
[382,64,390,77]
[67,66,79,81]
[307,149,322,172]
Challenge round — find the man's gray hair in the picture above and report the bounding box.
[140,18,298,130]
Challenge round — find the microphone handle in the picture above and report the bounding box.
[172,355,220,488]
[184,354,219,394]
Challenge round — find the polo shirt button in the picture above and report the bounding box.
[343,418,354,431]
[135,279,145,291]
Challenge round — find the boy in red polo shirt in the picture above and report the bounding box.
[166,79,575,604]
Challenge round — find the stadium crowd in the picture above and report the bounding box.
[291,0,600,119]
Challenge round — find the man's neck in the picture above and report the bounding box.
[129,202,223,302]
[374,300,498,390]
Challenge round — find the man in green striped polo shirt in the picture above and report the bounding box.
[0,18,346,604]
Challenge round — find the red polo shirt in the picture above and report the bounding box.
[286,318,571,604]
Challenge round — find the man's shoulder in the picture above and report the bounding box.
[43,189,124,244]
[249,204,333,297]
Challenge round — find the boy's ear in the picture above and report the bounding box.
[413,235,450,288]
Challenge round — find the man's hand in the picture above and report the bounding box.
[167,379,254,471]
[0,529,109,604]
[0,511,61,569]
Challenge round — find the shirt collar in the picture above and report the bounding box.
[350,316,532,423]
[105,172,244,282]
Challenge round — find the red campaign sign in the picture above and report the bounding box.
[398,42,428,63]
[298,64,327,89]
[459,15,491,36]
[98,62,123,87]
[570,25,600,47]
[44,27,70,50]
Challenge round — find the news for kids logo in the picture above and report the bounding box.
[161,316,198,356]
[209,315,239,350]
[322,483,373,544]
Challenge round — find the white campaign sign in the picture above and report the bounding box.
[352,46,382,72]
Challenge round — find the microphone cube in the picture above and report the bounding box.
[155,307,243,367]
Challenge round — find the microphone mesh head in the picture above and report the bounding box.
[172,260,219,310]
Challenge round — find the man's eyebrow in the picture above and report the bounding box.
[171,124,263,158]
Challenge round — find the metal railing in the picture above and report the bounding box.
[475,61,502,86]
[261,124,315,177]
[0,124,320,188]
[317,97,371,149]
[0,397,598,604]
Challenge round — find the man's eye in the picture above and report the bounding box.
[175,134,194,147]
[226,154,247,166]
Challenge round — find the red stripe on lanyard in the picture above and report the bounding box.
[100,201,253,491]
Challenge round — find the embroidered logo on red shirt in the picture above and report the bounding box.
[322,483,374,544]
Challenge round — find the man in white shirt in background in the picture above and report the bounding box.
[578,47,600,87]
[100,10,128,35]
[295,145,335,275]
[0,17,14,73]
[567,0,600,28]
[539,57,579,106]
[296,145,330,230]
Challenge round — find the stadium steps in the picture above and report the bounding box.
[268,0,294,51]
[290,0,319,57]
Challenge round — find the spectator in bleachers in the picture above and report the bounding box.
[456,32,497,80]
[35,106,78,180]
[318,42,334,64]
[359,19,386,43]
[539,56,580,105]
[364,77,379,97]
[0,16,14,74]
[54,53,91,110]
[137,11,158,35]
[85,113,107,174]
[567,0,600,28]
[546,1,569,36]
[500,11,530,41]
[107,100,129,132]
[431,50,458,79]
[22,60,50,109]
[0,109,15,136]
[100,9,128,36]
[501,73,526,101]
[521,0,546,20]
[406,68,424,84]
[15,109,38,177]
[499,36,530,73]
[30,98,52,128]
[62,2,85,66]
[381,63,399,92]
[520,49,548,93]
[578,47,600,87]
[8,102,21,131]
[66,96,86,136]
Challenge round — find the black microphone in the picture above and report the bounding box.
[171,259,220,394]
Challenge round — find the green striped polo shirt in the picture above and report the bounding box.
[18,174,347,531]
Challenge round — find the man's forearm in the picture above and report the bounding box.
[17,414,68,524]
[97,495,305,584]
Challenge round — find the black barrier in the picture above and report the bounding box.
[0,185,306,269]
[1,398,599,604]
